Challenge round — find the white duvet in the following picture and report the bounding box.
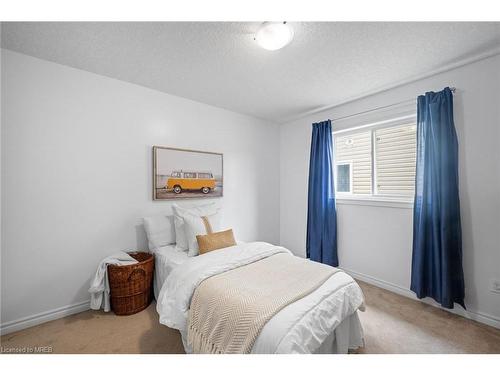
[156,242,365,354]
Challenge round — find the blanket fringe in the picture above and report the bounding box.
[187,323,223,354]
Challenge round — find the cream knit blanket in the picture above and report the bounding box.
[187,253,338,354]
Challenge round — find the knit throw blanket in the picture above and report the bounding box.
[187,253,338,354]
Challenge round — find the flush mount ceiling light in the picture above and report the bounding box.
[254,22,294,51]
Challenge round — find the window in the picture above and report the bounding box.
[197,173,213,179]
[333,121,417,201]
[171,172,181,177]
[334,130,372,195]
[183,172,196,178]
[336,163,352,193]
[374,124,417,196]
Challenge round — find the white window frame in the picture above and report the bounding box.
[334,161,353,195]
[333,115,416,208]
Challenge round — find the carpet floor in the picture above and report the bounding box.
[1,280,499,354]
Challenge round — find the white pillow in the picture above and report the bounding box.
[182,210,222,256]
[172,202,218,251]
[143,215,175,252]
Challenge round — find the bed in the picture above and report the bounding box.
[153,244,189,300]
[152,241,365,354]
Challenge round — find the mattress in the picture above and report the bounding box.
[153,245,189,300]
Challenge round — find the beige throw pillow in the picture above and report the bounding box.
[197,229,236,255]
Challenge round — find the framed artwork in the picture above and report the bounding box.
[153,146,223,200]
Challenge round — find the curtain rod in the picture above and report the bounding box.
[332,87,456,124]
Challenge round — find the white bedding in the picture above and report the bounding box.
[156,241,365,354]
[153,242,244,299]
[153,245,189,300]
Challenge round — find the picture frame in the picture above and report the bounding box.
[152,146,223,200]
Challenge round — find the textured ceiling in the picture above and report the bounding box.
[2,22,499,123]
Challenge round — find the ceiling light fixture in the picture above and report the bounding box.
[254,22,294,51]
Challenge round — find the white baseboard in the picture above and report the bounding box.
[342,267,500,330]
[1,300,91,336]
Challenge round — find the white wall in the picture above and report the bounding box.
[0,49,280,331]
[280,54,500,327]
[2,48,499,334]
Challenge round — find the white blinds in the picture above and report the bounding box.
[374,124,417,196]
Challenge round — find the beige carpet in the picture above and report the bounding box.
[1,280,499,354]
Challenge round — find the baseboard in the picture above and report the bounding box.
[0,300,91,336]
[342,267,500,330]
[2,271,499,336]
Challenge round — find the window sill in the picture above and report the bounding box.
[336,196,413,209]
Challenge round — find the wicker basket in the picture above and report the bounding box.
[108,252,154,315]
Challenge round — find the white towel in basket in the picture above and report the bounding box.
[89,252,138,312]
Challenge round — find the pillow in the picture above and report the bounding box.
[197,229,236,255]
[182,210,222,256]
[173,216,188,251]
[172,203,218,251]
[142,215,175,252]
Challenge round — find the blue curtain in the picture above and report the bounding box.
[411,87,465,309]
[306,120,338,266]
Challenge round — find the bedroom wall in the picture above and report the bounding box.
[0,49,280,333]
[279,53,500,328]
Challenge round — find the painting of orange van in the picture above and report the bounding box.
[166,171,216,194]
[153,146,223,200]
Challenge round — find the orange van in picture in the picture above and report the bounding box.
[166,171,216,194]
